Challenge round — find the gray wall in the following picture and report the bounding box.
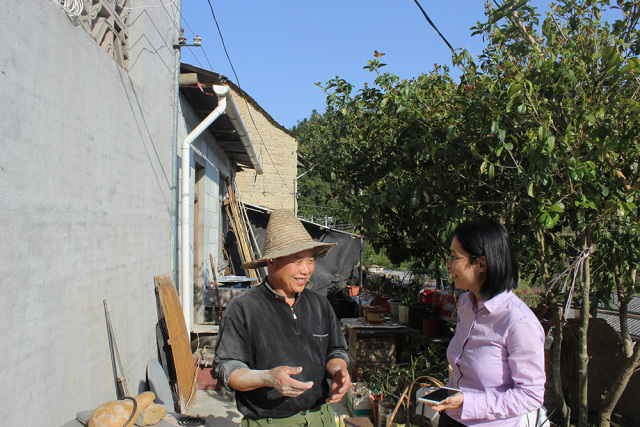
[0,1,179,424]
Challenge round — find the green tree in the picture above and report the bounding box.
[292,111,351,224]
[303,1,640,425]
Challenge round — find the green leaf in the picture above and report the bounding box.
[537,126,546,142]
[548,204,564,213]
[527,181,534,197]
[508,83,523,98]
[547,135,555,153]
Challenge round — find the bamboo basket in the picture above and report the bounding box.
[386,375,445,427]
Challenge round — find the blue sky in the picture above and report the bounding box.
[178,1,550,129]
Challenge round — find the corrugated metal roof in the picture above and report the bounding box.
[566,295,640,341]
[602,293,640,314]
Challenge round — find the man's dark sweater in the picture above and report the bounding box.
[213,282,349,419]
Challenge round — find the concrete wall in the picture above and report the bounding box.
[233,88,298,211]
[0,1,178,424]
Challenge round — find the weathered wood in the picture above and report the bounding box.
[210,253,223,322]
[154,273,196,413]
[179,73,200,88]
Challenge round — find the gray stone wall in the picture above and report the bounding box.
[0,1,179,424]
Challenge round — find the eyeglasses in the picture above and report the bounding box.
[446,254,476,263]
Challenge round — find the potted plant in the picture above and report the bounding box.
[346,279,361,298]
[363,354,448,427]
[362,363,408,426]
[420,304,441,337]
[398,291,413,324]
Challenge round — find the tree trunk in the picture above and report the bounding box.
[577,232,591,427]
[536,225,570,426]
[549,293,570,425]
[597,319,640,426]
[598,270,640,427]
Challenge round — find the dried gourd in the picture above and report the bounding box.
[135,403,168,426]
[88,391,157,427]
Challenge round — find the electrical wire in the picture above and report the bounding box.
[120,397,138,427]
[56,0,83,16]
[186,0,294,192]
[412,0,456,56]
[205,0,241,87]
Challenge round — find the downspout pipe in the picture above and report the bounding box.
[181,87,228,332]
[171,0,183,298]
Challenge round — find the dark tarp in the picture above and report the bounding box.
[225,204,363,296]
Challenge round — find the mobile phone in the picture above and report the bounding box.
[417,387,462,404]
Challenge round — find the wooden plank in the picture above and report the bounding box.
[154,273,197,413]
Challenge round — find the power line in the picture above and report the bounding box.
[190,1,293,192]
[412,0,456,56]
[205,0,241,87]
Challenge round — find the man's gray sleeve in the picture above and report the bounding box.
[213,300,253,390]
[325,301,349,364]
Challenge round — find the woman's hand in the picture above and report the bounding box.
[426,392,464,412]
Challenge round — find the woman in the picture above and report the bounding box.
[427,218,546,427]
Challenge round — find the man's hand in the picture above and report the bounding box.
[325,359,351,403]
[425,392,464,412]
[264,366,314,397]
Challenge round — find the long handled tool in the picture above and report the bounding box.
[209,253,224,323]
[104,300,133,398]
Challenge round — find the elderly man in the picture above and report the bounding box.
[213,209,351,426]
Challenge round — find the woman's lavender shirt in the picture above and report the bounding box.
[445,291,545,427]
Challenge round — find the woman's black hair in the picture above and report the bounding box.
[452,217,518,300]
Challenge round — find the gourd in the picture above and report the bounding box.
[88,391,159,427]
[135,403,168,426]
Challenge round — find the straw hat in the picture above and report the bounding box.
[242,209,337,269]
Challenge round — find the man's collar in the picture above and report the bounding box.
[264,278,298,302]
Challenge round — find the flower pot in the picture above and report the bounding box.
[371,393,383,426]
[409,303,439,330]
[377,399,394,427]
[422,318,440,337]
[365,305,386,324]
[388,299,400,318]
[347,285,360,297]
[377,398,410,427]
[398,304,410,324]
[376,295,392,313]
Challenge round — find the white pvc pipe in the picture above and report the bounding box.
[181,88,228,333]
[180,85,263,332]
[214,85,263,174]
